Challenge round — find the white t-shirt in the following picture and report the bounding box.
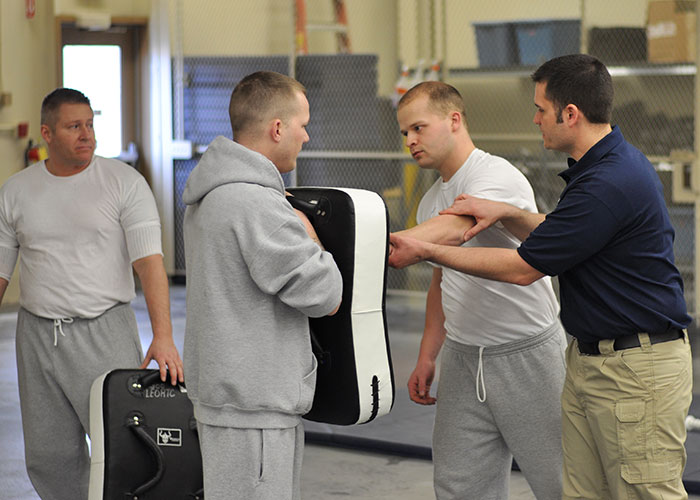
[417,148,560,346]
[0,156,163,319]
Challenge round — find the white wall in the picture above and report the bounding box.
[181,0,291,56]
[179,0,398,96]
[53,0,149,18]
[0,1,57,304]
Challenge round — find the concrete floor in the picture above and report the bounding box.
[1,286,698,499]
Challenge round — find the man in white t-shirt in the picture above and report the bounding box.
[0,88,183,500]
[393,81,566,500]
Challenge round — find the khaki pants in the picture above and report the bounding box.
[562,333,692,500]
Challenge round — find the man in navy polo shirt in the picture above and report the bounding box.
[388,54,692,500]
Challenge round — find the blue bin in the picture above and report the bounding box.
[514,19,580,66]
[473,21,518,67]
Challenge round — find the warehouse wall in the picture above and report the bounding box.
[53,0,149,17]
[0,1,57,304]
[179,0,398,96]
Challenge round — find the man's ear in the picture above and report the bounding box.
[563,104,580,126]
[40,124,52,144]
[270,118,283,143]
[450,111,462,131]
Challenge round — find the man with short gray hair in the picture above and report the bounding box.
[0,87,182,500]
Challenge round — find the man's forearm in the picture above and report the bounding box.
[133,254,183,383]
[132,254,172,340]
[396,214,475,246]
[425,244,544,286]
[419,269,447,363]
[499,206,546,242]
[0,277,8,306]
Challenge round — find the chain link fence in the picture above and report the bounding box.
[442,0,695,312]
[170,0,696,313]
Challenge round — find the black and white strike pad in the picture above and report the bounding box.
[287,187,394,425]
[88,369,203,500]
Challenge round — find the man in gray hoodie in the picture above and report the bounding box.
[182,71,342,500]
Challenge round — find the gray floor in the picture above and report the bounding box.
[0,286,698,499]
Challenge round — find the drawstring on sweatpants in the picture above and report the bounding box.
[476,346,486,402]
[53,318,74,346]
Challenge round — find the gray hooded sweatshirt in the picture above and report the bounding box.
[182,135,342,429]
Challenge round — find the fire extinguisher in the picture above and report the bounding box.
[24,139,46,167]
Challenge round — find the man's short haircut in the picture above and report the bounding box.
[398,81,468,129]
[41,88,91,128]
[228,71,306,139]
[531,54,613,124]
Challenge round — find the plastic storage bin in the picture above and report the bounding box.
[514,19,580,66]
[588,27,647,64]
[473,21,518,67]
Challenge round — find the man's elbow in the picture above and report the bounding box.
[132,253,164,273]
[512,269,545,286]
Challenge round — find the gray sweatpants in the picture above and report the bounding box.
[15,304,143,500]
[433,322,567,500]
[197,421,305,500]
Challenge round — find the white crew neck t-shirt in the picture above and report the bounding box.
[0,156,162,319]
[417,148,560,346]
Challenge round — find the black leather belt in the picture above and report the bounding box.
[577,329,684,355]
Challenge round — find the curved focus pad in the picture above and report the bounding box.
[288,187,394,425]
[88,369,203,499]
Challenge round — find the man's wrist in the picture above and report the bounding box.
[500,202,521,222]
[417,354,437,365]
[151,329,174,341]
[422,241,438,263]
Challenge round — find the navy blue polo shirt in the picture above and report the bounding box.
[518,126,690,342]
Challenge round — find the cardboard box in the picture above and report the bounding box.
[647,1,696,63]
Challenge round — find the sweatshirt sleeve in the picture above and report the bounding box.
[241,196,342,318]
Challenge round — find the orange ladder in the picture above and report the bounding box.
[295,0,351,54]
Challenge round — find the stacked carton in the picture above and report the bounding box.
[647,0,696,63]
